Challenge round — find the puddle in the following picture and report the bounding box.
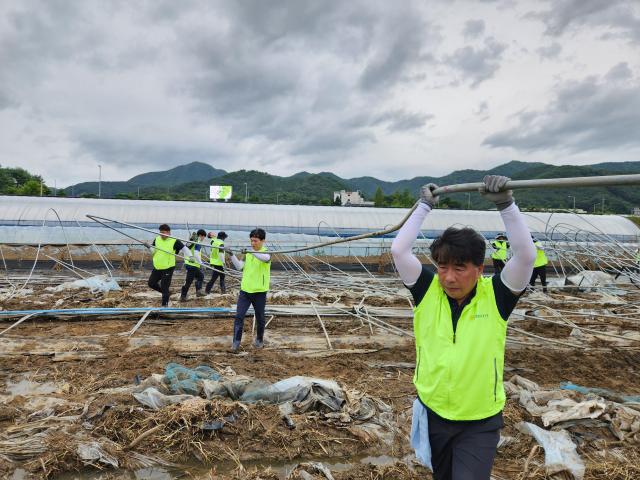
[53,454,403,479]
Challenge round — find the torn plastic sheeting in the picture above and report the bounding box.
[566,270,614,287]
[240,376,345,412]
[517,422,584,480]
[45,275,121,293]
[560,382,640,404]
[133,387,194,410]
[164,363,221,395]
[541,399,607,427]
[77,441,119,468]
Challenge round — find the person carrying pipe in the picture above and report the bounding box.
[391,175,536,479]
[490,234,508,273]
[205,231,228,294]
[228,228,271,352]
[529,237,549,293]
[180,229,208,301]
[145,224,195,307]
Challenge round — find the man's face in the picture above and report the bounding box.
[198,234,205,241]
[159,229,170,239]
[250,236,264,251]
[437,261,484,301]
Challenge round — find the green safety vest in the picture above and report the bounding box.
[491,240,507,261]
[413,276,507,421]
[534,241,548,267]
[152,236,177,270]
[184,243,201,268]
[210,238,224,267]
[240,247,271,293]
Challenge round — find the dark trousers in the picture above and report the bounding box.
[181,265,204,298]
[205,266,226,294]
[428,407,502,480]
[491,259,505,273]
[148,267,175,307]
[529,265,547,292]
[233,290,267,343]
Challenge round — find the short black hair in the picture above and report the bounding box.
[430,227,486,266]
[159,224,171,232]
[249,228,266,240]
[197,229,206,236]
[217,231,228,240]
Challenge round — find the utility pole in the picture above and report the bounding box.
[568,195,575,210]
[137,186,140,199]
[40,180,43,197]
[54,180,57,197]
[276,192,280,204]
[602,196,605,214]
[244,182,248,203]
[466,193,471,210]
[98,165,102,198]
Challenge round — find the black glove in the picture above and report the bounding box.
[143,241,151,249]
[420,183,439,208]
[479,175,514,210]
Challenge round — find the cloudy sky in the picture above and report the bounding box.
[1,0,639,186]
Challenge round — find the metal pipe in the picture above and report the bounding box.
[433,173,640,195]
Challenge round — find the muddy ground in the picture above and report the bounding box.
[1,269,639,479]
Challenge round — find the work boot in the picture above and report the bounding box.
[253,339,264,349]
[230,341,241,353]
[196,289,206,297]
[179,295,187,303]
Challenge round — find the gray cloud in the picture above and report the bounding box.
[371,110,433,132]
[483,64,640,152]
[73,133,222,169]
[444,37,507,87]
[536,42,562,59]
[463,20,485,40]
[529,0,640,43]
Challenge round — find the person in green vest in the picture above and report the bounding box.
[145,224,194,307]
[391,175,536,479]
[529,237,549,293]
[490,234,508,273]
[228,228,271,352]
[205,231,228,294]
[180,229,207,301]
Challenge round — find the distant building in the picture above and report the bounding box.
[333,190,375,207]
[633,207,640,216]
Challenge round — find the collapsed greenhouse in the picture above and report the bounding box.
[1,195,639,479]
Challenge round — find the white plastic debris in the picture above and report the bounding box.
[566,271,614,287]
[46,275,121,293]
[517,422,584,480]
[77,441,119,468]
[132,387,193,410]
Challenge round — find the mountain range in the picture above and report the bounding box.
[63,160,640,214]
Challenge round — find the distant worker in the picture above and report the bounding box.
[391,175,536,479]
[206,231,228,294]
[228,228,271,352]
[529,236,549,293]
[490,233,509,273]
[146,224,194,307]
[181,229,207,301]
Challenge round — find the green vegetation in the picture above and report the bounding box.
[3,160,640,214]
[0,166,50,196]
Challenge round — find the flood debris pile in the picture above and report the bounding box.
[493,375,640,480]
[0,363,408,478]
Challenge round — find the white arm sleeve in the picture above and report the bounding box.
[218,251,225,265]
[500,203,537,292]
[231,255,244,270]
[251,252,271,262]
[180,246,193,260]
[390,203,430,287]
